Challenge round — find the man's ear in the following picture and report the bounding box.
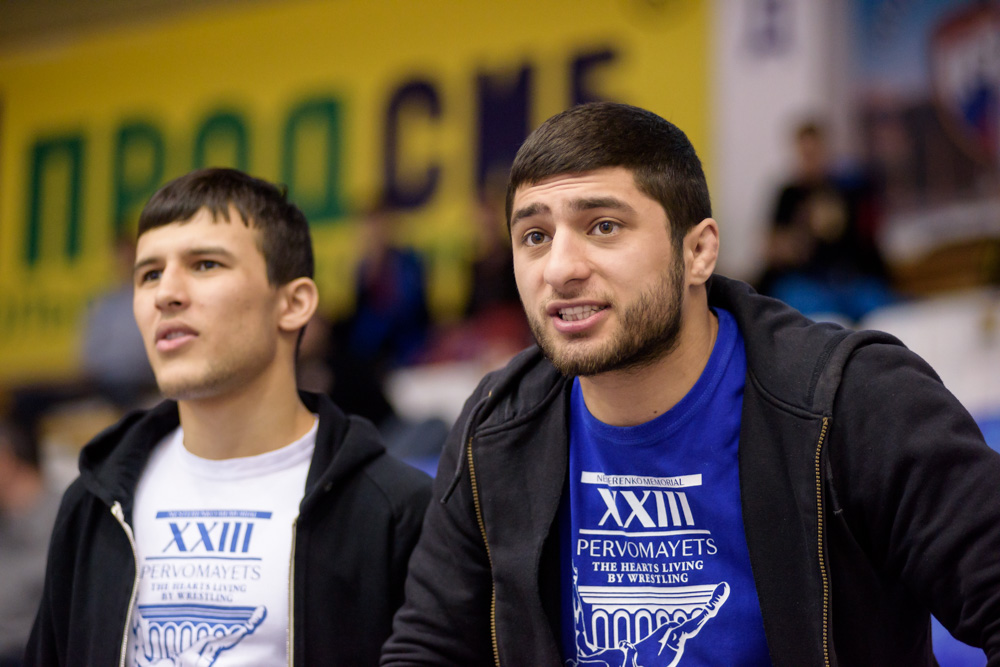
[684,218,719,286]
[277,277,319,334]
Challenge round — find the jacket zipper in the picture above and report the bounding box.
[288,518,298,667]
[466,437,500,667]
[814,417,832,667]
[111,501,140,667]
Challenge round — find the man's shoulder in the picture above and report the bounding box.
[362,450,433,506]
[469,345,567,426]
[307,395,432,511]
[311,425,432,533]
[709,275,905,412]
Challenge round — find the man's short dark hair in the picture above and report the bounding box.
[506,102,712,241]
[138,168,314,285]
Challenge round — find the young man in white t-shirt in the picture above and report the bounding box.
[27,168,432,667]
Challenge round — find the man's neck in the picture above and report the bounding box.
[177,371,315,460]
[578,300,719,427]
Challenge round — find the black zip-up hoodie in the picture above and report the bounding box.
[383,275,1000,666]
[26,391,432,667]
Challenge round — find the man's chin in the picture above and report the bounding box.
[156,376,223,402]
[542,336,678,378]
[530,319,618,376]
[542,343,615,377]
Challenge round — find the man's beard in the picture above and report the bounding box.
[527,249,686,377]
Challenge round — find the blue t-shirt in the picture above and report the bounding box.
[559,308,771,666]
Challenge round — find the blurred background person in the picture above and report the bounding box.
[79,233,156,410]
[298,309,399,441]
[337,202,431,373]
[757,120,895,323]
[463,175,533,361]
[323,203,446,463]
[0,418,60,667]
[465,173,522,320]
[423,174,533,368]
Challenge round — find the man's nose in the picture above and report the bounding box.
[154,266,189,311]
[542,231,591,289]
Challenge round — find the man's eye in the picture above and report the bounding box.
[523,231,550,247]
[139,269,161,283]
[194,260,220,271]
[592,220,619,236]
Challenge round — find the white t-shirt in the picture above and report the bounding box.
[125,419,317,667]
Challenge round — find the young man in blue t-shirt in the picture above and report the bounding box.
[382,103,1000,666]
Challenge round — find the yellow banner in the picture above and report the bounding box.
[0,0,709,383]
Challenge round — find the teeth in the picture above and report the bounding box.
[559,305,604,322]
[165,331,186,340]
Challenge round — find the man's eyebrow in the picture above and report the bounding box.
[133,256,159,277]
[511,196,637,229]
[510,202,550,228]
[569,196,635,214]
[185,246,237,259]
[132,247,236,276]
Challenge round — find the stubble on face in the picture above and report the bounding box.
[149,283,281,403]
[527,248,686,377]
[155,349,275,402]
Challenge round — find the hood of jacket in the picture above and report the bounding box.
[707,276,904,414]
[76,391,389,520]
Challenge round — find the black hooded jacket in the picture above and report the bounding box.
[26,391,431,666]
[382,275,1000,666]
